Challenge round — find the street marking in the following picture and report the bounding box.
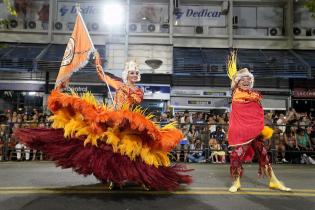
[1,186,315,192]
[1,187,315,197]
[189,187,315,193]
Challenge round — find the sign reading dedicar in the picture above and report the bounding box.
[175,6,225,26]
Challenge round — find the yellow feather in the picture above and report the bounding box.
[227,49,237,80]
[90,135,99,146]
[151,156,159,167]
[161,121,177,130]
[118,135,142,160]
[140,147,151,162]
[83,134,100,146]
[69,89,78,96]
[50,110,71,129]
[64,119,80,138]
[140,148,158,167]
[65,115,82,136]
[101,103,108,110]
[81,91,99,107]
[120,103,129,110]
[155,151,170,166]
[71,121,86,136]
[51,120,65,129]
[260,126,274,140]
[145,113,155,120]
[75,126,90,138]
[83,138,90,146]
[105,131,120,152]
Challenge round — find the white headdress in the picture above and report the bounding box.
[122,60,141,83]
[227,50,254,89]
[231,68,254,89]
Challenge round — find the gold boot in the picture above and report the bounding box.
[229,177,241,193]
[107,181,114,190]
[141,184,150,191]
[268,169,291,191]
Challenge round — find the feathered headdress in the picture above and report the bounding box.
[122,60,141,83]
[227,49,254,89]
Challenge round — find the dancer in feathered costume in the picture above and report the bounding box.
[95,59,143,110]
[227,50,291,193]
[13,7,191,191]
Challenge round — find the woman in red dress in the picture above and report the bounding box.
[227,52,291,193]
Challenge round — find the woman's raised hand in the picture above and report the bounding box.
[96,64,106,81]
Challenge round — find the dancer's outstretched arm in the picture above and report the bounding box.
[96,64,122,90]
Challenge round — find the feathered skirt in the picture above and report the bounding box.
[14,90,192,191]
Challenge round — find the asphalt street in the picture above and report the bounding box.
[0,162,314,210]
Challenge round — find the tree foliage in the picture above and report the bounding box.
[0,0,16,47]
[3,0,17,16]
[0,0,17,27]
[304,0,315,14]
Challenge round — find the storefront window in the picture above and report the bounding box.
[0,91,43,113]
[0,0,50,31]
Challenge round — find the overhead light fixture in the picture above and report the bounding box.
[103,3,124,26]
[145,59,163,73]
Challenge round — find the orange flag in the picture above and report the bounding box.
[55,13,95,88]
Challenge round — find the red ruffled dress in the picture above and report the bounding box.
[228,88,264,147]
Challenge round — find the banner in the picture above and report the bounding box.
[129,4,169,24]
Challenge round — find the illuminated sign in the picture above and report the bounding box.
[293,89,315,98]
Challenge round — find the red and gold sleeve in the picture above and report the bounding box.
[103,74,122,90]
[129,89,144,104]
[233,88,262,102]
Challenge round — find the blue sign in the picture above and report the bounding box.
[186,9,221,18]
[59,4,102,17]
[139,85,170,94]
[175,7,222,20]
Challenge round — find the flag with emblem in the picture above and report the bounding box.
[55,11,95,88]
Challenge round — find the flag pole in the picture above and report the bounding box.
[75,3,115,106]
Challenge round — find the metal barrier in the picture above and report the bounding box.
[1,121,314,163]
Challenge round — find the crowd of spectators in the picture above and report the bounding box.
[152,109,315,164]
[1,108,315,164]
[0,109,50,161]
